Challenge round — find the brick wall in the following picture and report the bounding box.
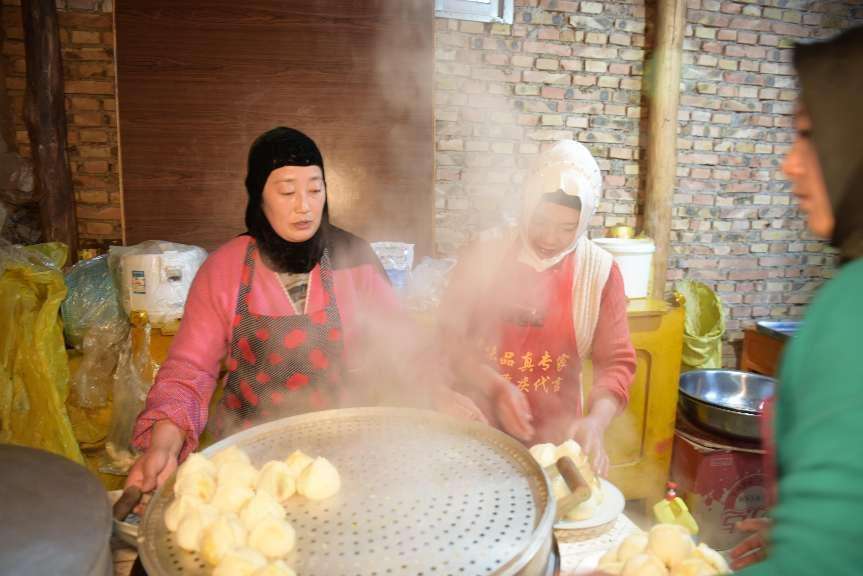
[2,1,861,365]
[434,0,863,366]
[2,0,119,250]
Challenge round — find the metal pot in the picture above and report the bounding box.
[138,407,559,575]
[0,445,113,576]
[678,370,776,440]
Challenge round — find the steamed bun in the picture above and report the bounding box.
[164,494,205,532]
[296,457,341,500]
[174,469,217,502]
[647,524,695,568]
[529,443,558,468]
[217,460,259,491]
[247,518,297,559]
[212,547,267,576]
[200,514,247,565]
[284,450,314,478]
[253,561,298,576]
[670,557,717,576]
[212,446,252,470]
[175,505,219,552]
[211,483,255,514]
[693,543,730,574]
[617,532,649,563]
[240,491,286,532]
[256,461,297,503]
[176,453,216,484]
[622,553,669,576]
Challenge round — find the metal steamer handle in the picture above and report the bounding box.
[554,456,592,521]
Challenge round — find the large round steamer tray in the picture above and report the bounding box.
[138,407,556,576]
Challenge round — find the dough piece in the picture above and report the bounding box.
[252,561,297,576]
[212,446,252,470]
[200,514,247,565]
[647,524,695,568]
[284,450,314,478]
[211,483,255,514]
[176,453,216,485]
[174,470,217,502]
[598,547,619,567]
[217,460,259,491]
[693,543,730,574]
[212,547,268,576]
[164,494,204,532]
[670,558,717,576]
[240,491,287,532]
[248,518,297,559]
[617,532,649,563]
[600,562,625,575]
[175,505,219,552]
[529,443,558,468]
[622,553,669,576]
[296,457,341,500]
[564,489,601,521]
[556,439,601,493]
[550,475,570,501]
[257,461,297,503]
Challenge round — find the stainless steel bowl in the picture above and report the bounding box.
[678,370,776,440]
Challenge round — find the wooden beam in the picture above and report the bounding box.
[22,0,77,260]
[644,0,686,300]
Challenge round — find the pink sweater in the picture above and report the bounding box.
[132,236,398,457]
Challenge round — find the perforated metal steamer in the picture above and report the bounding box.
[138,408,558,576]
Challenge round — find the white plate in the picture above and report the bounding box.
[554,478,625,530]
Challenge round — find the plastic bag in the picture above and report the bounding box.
[70,318,129,408]
[108,240,207,327]
[103,312,160,474]
[371,241,414,293]
[0,240,83,464]
[403,257,456,312]
[61,254,124,349]
[676,280,725,371]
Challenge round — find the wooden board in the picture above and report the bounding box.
[115,1,433,254]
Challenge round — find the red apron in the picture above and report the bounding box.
[210,240,344,438]
[474,251,583,444]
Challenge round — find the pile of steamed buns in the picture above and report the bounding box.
[598,524,731,575]
[164,446,341,576]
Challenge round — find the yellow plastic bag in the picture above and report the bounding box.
[0,241,83,464]
[676,280,725,371]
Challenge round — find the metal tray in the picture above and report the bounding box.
[678,370,775,440]
[138,407,555,576]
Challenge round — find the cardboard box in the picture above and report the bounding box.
[670,414,768,551]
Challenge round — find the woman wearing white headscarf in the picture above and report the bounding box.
[442,140,636,474]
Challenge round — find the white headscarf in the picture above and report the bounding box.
[516,140,615,358]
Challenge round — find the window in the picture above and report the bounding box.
[435,0,514,24]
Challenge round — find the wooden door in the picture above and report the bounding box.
[115,1,434,254]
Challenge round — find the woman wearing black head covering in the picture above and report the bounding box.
[729,27,863,575]
[123,127,423,492]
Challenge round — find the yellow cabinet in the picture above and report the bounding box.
[583,299,684,507]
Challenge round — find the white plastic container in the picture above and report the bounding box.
[593,237,655,299]
[114,243,207,327]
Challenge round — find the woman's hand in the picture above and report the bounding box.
[567,414,610,476]
[124,420,185,493]
[432,387,489,424]
[730,517,772,570]
[491,372,534,442]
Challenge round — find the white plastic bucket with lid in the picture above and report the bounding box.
[592,237,655,299]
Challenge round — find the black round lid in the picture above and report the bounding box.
[0,444,112,576]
